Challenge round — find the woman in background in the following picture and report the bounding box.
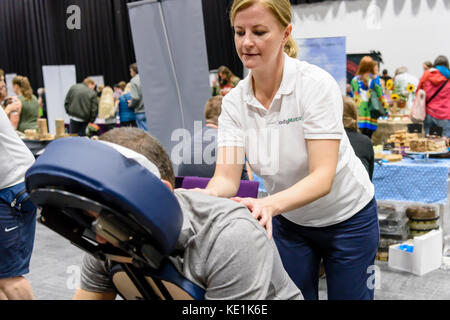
[351,56,388,139]
[9,76,39,133]
[417,55,450,137]
[212,66,240,96]
[343,96,374,180]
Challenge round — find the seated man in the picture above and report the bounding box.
[73,127,302,300]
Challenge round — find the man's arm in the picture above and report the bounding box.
[128,81,140,110]
[90,92,99,123]
[73,254,117,300]
[204,219,274,299]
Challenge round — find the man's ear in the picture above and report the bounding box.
[161,179,174,192]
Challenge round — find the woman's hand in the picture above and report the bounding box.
[231,197,276,239]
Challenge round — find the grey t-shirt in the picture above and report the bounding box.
[80,190,302,300]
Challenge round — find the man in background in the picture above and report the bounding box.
[128,63,147,131]
[64,78,98,136]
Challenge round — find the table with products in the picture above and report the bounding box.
[373,157,450,261]
[372,118,424,146]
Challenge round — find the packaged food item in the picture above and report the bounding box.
[410,138,427,152]
[405,206,438,220]
[408,217,439,230]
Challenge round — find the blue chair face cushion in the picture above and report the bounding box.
[25,137,183,256]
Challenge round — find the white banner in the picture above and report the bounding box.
[42,65,76,134]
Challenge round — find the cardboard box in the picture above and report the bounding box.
[388,229,442,276]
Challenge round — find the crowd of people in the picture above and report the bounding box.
[0,62,147,137]
[1,0,450,302]
[348,54,450,139]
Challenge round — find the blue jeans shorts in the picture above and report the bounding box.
[0,182,37,279]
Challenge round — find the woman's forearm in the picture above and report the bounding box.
[264,168,335,216]
[206,175,240,198]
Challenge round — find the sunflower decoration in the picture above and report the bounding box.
[390,93,400,101]
[407,84,415,93]
[386,79,394,91]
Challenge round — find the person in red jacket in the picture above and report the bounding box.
[417,55,450,137]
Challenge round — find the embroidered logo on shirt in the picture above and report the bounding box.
[278,116,303,126]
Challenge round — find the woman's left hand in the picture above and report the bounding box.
[230,197,276,239]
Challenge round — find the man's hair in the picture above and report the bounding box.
[129,63,138,74]
[99,127,175,187]
[434,55,449,69]
[342,96,358,132]
[0,69,4,79]
[204,96,223,125]
[382,69,388,75]
[83,77,96,86]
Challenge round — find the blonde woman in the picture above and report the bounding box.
[197,0,378,300]
[9,76,39,132]
[98,86,116,133]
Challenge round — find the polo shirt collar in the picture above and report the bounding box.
[243,53,296,107]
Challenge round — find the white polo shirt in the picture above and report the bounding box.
[218,53,374,227]
[0,108,35,190]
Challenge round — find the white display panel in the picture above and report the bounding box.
[42,65,76,134]
[5,73,17,97]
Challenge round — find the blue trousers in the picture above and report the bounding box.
[135,112,148,132]
[424,114,450,137]
[272,197,379,300]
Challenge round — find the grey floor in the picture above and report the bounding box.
[26,221,450,300]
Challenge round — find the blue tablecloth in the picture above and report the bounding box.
[373,158,450,204]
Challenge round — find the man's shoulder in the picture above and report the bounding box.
[174,190,262,230]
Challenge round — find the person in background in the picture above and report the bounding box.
[199,0,378,300]
[112,83,124,102]
[423,61,433,73]
[128,63,147,131]
[212,66,240,97]
[98,86,116,133]
[177,95,249,180]
[7,76,39,133]
[351,56,388,139]
[380,69,392,90]
[64,78,98,136]
[417,55,450,137]
[37,88,47,119]
[343,96,374,180]
[117,83,136,128]
[393,66,419,111]
[0,80,37,300]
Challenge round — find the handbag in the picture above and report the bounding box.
[410,89,426,122]
[368,89,386,119]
